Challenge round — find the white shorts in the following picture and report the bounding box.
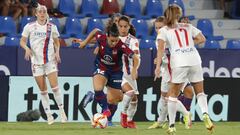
[160,64,171,93]
[31,61,58,77]
[121,74,139,94]
[171,64,204,83]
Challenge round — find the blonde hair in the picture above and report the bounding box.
[164,5,182,27]
[36,4,49,22]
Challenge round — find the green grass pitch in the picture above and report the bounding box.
[0,122,240,135]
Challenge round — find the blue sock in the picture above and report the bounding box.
[183,97,192,111]
[107,103,118,121]
[94,90,108,111]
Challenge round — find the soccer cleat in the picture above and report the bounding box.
[166,127,176,135]
[148,121,168,129]
[183,113,192,129]
[127,120,137,128]
[60,110,67,123]
[103,109,111,117]
[120,112,128,128]
[203,113,214,133]
[47,114,54,125]
[83,91,94,108]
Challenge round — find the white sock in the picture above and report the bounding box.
[40,90,51,115]
[168,97,177,126]
[122,90,134,114]
[176,99,189,116]
[127,100,138,121]
[197,92,208,114]
[52,86,64,110]
[157,95,168,122]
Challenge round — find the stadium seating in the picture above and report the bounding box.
[0,16,17,37]
[80,0,107,18]
[4,37,20,46]
[64,17,83,38]
[86,18,104,34]
[49,17,61,32]
[197,19,224,41]
[131,18,149,38]
[140,39,156,49]
[19,16,36,33]
[100,0,120,15]
[58,0,84,17]
[226,40,240,49]
[145,0,163,18]
[204,40,221,49]
[230,0,240,19]
[122,0,142,18]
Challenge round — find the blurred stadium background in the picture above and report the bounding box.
[0,0,240,134]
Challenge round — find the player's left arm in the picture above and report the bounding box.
[131,54,140,80]
[191,25,206,45]
[53,37,61,63]
[52,25,61,63]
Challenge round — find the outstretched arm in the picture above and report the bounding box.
[79,28,101,49]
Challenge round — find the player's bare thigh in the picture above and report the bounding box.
[34,75,47,91]
[47,71,59,88]
[183,85,194,99]
[107,87,123,105]
[93,74,107,91]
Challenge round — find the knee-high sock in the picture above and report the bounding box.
[168,97,178,126]
[94,90,108,111]
[157,95,168,122]
[40,90,51,115]
[52,86,64,110]
[176,99,189,116]
[122,90,135,114]
[127,100,138,121]
[197,92,208,114]
[107,103,118,121]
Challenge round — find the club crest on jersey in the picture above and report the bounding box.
[103,55,112,62]
[112,50,117,54]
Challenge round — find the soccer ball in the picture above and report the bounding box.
[91,113,108,129]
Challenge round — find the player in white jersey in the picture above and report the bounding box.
[20,4,67,125]
[148,16,192,130]
[154,5,214,134]
[118,15,140,128]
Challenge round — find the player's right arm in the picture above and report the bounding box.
[154,28,166,81]
[79,28,101,49]
[20,24,32,61]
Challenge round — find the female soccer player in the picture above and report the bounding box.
[78,23,140,122]
[149,16,192,130]
[117,15,140,128]
[154,5,214,134]
[20,4,67,125]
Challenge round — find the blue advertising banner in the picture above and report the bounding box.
[199,49,240,78]
[1,47,240,77]
[0,46,17,75]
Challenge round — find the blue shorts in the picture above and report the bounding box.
[94,68,123,89]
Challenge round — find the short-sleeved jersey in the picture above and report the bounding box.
[156,29,170,65]
[119,34,140,75]
[94,32,134,72]
[157,23,202,68]
[22,21,60,64]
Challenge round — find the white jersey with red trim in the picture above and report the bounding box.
[22,21,60,64]
[158,23,202,68]
[119,34,140,75]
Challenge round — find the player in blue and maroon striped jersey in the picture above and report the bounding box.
[77,23,140,119]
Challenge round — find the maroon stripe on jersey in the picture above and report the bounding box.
[180,28,189,46]
[43,24,51,64]
[174,30,182,48]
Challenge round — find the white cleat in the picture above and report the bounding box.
[60,110,68,123]
[47,114,54,125]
